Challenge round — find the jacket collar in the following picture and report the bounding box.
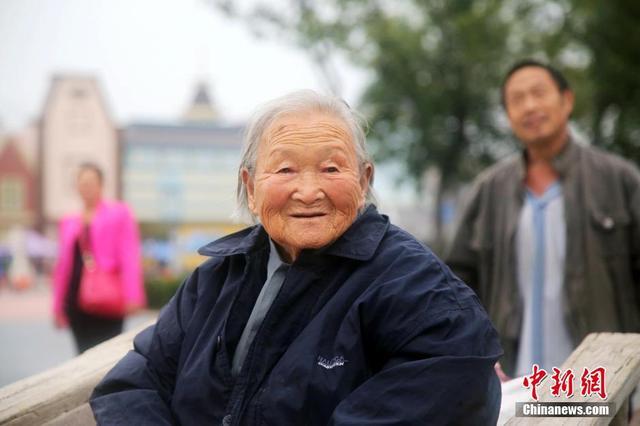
[319,204,389,261]
[197,225,267,257]
[198,204,389,262]
[515,135,580,181]
[550,136,580,177]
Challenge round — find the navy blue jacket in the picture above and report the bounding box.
[91,206,502,425]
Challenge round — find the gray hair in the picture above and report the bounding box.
[236,90,376,221]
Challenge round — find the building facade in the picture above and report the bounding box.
[122,122,243,224]
[38,75,119,230]
[0,137,37,232]
[121,121,245,270]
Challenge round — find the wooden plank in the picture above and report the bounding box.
[43,403,95,426]
[506,333,640,425]
[0,320,155,426]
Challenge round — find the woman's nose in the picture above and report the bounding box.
[291,172,325,204]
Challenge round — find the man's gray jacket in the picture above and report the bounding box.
[446,139,640,375]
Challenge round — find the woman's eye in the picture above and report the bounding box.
[277,167,292,174]
[324,166,339,173]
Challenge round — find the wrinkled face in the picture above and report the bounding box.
[243,111,371,262]
[77,168,103,207]
[504,66,574,148]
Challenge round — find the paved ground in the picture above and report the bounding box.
[0,282,156,387]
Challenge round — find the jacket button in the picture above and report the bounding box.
[602,216,614,230]
[222,414,232,426]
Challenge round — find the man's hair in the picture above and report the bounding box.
[236,90,376,222]
[501,59,571,107]
[78,161,104,184]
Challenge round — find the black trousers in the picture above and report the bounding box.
[67,310,123,354]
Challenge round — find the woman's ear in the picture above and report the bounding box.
[360,163,373,199]
[241,168,256,213]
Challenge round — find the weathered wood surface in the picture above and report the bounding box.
[0,320,155,426]
[43,404,94,426]
[506,333,640,426]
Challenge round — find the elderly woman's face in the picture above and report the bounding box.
[244,111,371,262]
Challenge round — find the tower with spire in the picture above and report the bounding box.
[183,81,218,124]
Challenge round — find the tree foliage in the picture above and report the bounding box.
[212,0,640,174]
[580,0,640,161]
[210,0,640,242]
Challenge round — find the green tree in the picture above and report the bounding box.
[581,0,640,162]
[213,0,516,247]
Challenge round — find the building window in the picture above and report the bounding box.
[0,177,25,213]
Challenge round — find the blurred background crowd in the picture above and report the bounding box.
[0,0,638,386]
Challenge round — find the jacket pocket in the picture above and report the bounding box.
[589,208,631,257]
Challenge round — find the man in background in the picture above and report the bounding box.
[447,59,640,379]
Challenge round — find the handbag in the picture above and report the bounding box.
[78,227,126,317]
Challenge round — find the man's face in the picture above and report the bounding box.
[243,111,371,262]
[504,66,574,148]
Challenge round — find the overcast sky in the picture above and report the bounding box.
[0,0,367,131]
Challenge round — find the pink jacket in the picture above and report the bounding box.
[52,200,146,319]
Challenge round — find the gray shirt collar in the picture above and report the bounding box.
[267,238,289,281]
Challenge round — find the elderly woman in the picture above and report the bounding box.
[91,91,502,425]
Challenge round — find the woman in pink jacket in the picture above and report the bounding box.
[53,163,146,353]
